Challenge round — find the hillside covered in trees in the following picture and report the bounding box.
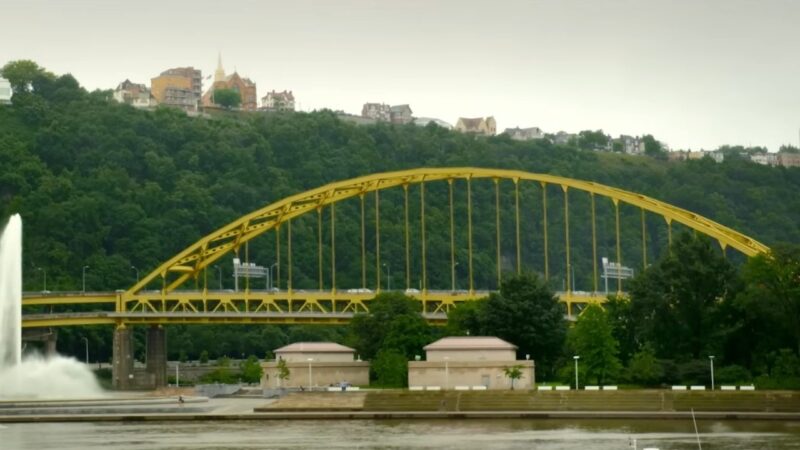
[2,61,800,372]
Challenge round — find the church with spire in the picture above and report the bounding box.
[202,54,258,111]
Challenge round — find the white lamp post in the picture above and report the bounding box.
[709,355,715,390]
[573,355,580,390]
[131,265,139,283]
[307,358,314,387]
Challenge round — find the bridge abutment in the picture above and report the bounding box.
[146,325,167,388]
[112,325,134,390]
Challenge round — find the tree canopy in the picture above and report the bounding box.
[212,88,241,109]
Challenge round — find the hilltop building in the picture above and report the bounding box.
[260,342,369,389]
[778,152,800,168]
[112,80,153,108]
[361,102,413,124]
[618,135,645,155]
[455,117,496,136]
[389,105,413,124]
[260,90,295,111]
[751,152,779,166]
[408,337,535,390]
[503,126,544,141]
[202,55,257,111]
[0,77,11,105]
[151,67,202,112]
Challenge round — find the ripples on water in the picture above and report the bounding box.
[2,419,799,449]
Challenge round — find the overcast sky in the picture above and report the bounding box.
[2,0,799,151]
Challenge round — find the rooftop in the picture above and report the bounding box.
[274,342,355,353]
[424,336,518,351]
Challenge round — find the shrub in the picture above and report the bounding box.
[715,365,752,385]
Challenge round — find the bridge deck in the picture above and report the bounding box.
[21,290,611,327]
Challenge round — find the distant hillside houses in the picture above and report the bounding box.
[668,150,725,163]
[455,117,496,136]
[361,102,413,124]
[503,126,544,141]
[619,135,645,155]
[260,90,295,112]
[749,150,800,168]
[112,80,153,109]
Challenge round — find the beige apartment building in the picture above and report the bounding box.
[408,337,535,390]
[261,342,369,389]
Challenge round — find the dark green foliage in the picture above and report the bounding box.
[240,355,263,383]
[213,88,241,109]
[199,350,209,364]
[626,343,662,386]
[347,292,431,361]
[568,304,621,385]
[457,273,567,376]
[372,349,408,387]
[715,365,751,385]
[628,233,738,359]
[200,356,237,384]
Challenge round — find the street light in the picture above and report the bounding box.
[452,262,459,291]
[573,355,580,390]
[216,266,222,290]
[131,265,139,283]
[81,336,89,364]
[82,265,89,293]
[709,355,715,390]
[444,356,450,390]
[383,263,390,291]
[307,358,314,387]
[36,267,47,292]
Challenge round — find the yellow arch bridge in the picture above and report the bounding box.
[22,167,768,329]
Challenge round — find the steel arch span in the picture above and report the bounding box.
[128,167,768,298]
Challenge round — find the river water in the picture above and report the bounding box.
[1,419,798,449]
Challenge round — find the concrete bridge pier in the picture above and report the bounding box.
[112,325,134,390]
[146,325,167,388]
[21,328,58,356]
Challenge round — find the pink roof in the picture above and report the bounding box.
[274,342,355,353]
[424,336,518,351]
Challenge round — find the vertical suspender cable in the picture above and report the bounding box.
[467,177,474,294]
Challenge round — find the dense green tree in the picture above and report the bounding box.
[604,295,637,363]
[641,134,666,158]
[481,273,567,376]
[213,88,241,109]
[240,355,264,384]
[0,60,54,93]
[347,292,431,361]
[628,233,739,359]
[577,130,609,151]
[372,349,408,387]
[568,304,622,385]
[626,343,662,386]
[738,245,800,355]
